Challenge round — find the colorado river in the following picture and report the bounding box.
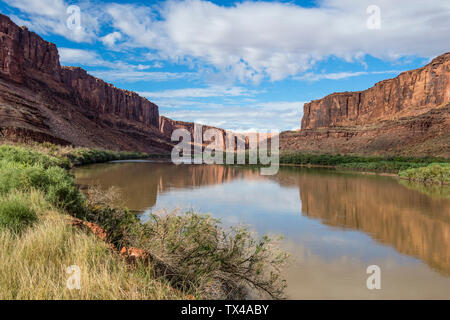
[74,161,450,299]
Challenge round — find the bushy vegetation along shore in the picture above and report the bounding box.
[279,152,450,175]
[399,164,450,185]
[0,143,288,299]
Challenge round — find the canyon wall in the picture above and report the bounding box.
[160,116,249,150]
[302,53,450,129]
[160,116,227,140]
[280,52,450,157]
[60,67,159,127]
[0,13,169,152]
[0,14,159,128]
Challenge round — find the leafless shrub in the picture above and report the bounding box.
[135,211,289,299]
[86,185,123,208]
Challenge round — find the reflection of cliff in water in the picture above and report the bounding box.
[74,162,262,210]
[274,168,450,276]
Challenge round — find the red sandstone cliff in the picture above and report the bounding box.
[280,53,450,157]
[302,53,450,130]
[0,13,169,152]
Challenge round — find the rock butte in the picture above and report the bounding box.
[281,53,450,157]
[302,53,450,129]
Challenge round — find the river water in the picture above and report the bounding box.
[74,161,450,299]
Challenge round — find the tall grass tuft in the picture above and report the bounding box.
[0,194,37,233]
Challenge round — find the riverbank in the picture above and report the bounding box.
[0,142,288,300]
[279,152,450,185]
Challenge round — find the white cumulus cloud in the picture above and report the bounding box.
[103,0,450,82]
[5,0,99,42]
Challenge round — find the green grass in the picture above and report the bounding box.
[0,160,86,215]
[0,194,37,233]
[0,193,183,300]
[0,145,65,168]
[0,142,152,168]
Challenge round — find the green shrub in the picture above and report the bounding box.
[82,199,289,299]
[279,152,450,173]
[0,145,64,168]
[66,148,148,166]
[399,164,450,185]
[0,160,86,215]
[0,196,37,233]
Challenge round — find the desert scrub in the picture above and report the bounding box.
[83,193,289,299]
[0,194,37,233]
[132,211,289,299]
[399,164,450,185]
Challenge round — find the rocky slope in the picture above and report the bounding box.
[281,53,450,157]
[0,14,170,152]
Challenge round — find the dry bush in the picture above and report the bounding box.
[134,211,289,299]
[86,185,123,208]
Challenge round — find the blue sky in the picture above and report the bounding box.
[0,0,448,132]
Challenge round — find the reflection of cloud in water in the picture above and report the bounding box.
[152,179,301,219]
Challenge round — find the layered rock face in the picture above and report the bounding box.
[302,53,450,129]
[0,15,61,85]
[160,116,227,141]
[281,103,450,156]
[0,14,168,152]
[281,53,450,157]
[60,67,159,127]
